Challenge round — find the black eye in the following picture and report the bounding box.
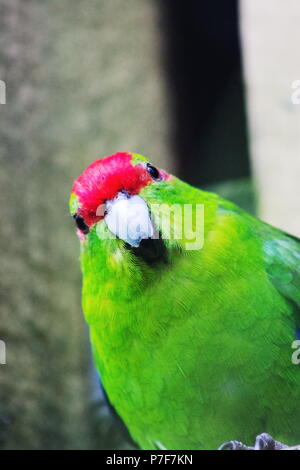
[146,163,161,181]
[73,214,89,233]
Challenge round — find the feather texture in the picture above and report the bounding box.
[71,153,300,449]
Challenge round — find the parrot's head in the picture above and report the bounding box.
[70,153,207,324]
[69,152,174,251]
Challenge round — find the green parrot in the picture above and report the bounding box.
[70,152,300,450]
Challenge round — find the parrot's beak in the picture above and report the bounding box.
[104,192,154,247]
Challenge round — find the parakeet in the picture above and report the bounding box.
[70,152,300,450]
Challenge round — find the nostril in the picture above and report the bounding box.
[73,213,89,233]
[119,189,130,198]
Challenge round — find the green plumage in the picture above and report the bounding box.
[72,154,300,449]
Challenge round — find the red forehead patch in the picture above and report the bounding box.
[72,152,153,225]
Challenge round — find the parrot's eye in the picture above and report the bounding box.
[146,163,161,181]
[73,213,89,233]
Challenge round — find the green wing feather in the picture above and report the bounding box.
[264,234,300,307]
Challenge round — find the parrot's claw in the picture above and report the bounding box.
[218,440,253,450]
[254,432,288,450]
[254,433,287,450]
[219,433,289,450]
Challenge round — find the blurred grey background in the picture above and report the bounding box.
[0,0,299,449]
